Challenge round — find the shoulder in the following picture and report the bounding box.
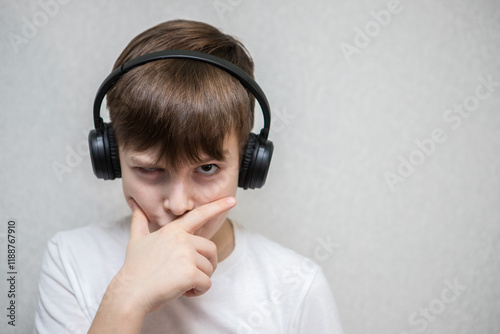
[36,217,132,328]
[48,216,130,250]
[229,223,343,331]
[43,216,131,276]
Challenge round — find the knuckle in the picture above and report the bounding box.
[161,226,186,242]
[204,277,212,290]
[178,247,195,262]
[207,240,217,255]
[175,232,189,244]
[185,266,199,281]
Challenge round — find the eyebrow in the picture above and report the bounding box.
[128,155,157,166]
[128,150,229,167]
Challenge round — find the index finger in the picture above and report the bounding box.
[176,197,236,234]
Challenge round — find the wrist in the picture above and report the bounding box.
[103,272,147,318]
[89,276,146,334]
[109,266,174,316]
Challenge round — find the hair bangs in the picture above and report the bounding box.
[108,59,252,172]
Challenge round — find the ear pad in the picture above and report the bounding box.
[238,133,274,189]
[106,123,121,179]
[88,123,121,180]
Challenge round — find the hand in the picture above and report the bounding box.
[109,196,237,316]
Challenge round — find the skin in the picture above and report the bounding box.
[88,132,241,333]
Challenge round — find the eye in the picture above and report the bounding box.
[195,164,219,176]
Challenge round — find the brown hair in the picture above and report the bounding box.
[107,19,255,170]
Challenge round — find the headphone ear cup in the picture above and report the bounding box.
[238,133,273,189]
[238,133,258,189]
[249,138,273,189]
[88,123,121,180]
[106,123,121,179]
[88,127,107,180]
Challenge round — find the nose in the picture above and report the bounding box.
[163,178,195,217]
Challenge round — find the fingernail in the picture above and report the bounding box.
[226,197,236,205]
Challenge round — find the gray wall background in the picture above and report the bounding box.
[1,0,499,333]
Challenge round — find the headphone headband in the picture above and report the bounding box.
[89,49,273,189]
[93,49,271,141]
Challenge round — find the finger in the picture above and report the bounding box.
[127,198,150,242]
[192,236,218,273]
[183,271,212,298]
[195,252,215,278]
[178,197,236,234]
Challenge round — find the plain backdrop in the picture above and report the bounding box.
[1,0,499,333]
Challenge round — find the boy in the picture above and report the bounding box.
[34,19,343,333]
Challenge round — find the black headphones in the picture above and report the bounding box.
[88,50,273,189]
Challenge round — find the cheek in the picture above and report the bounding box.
[193,167,239,204]
[121,170,164,219]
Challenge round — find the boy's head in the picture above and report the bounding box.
[107,19,255,171]
[103,19,258,235]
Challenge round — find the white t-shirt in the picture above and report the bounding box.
[34,217,343,333]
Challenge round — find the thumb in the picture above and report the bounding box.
[127,198,150,242]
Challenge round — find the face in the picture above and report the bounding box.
[119,132,240,238]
